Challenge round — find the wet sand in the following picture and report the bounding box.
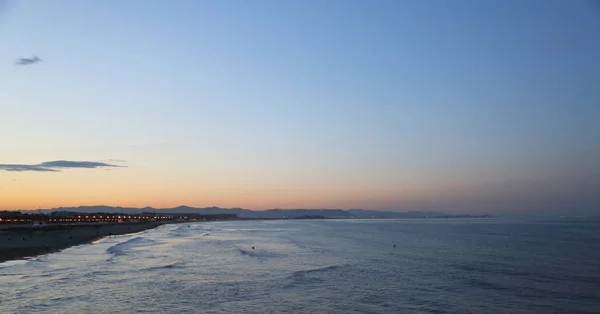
[0,222,166,263]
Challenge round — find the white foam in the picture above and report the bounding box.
[0,259,29,268]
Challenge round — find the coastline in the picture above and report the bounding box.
[0,222,170,263]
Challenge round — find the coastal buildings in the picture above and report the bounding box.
[0,211,237,228]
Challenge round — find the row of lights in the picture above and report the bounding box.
[0,218,29,222]
[75,215,173,219]
[0,216,182,223]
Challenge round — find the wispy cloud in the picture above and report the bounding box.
[15,56,41,66]
[0,160,124,172]
[0,164,58,172]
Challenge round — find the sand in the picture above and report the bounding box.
[0,222,166,263]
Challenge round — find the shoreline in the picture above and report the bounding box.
[0,222,173,263]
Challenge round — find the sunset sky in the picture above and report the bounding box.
[1,0,599,214]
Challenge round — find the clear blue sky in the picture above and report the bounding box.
[1,0,599,214]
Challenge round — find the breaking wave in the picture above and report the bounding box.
[106,237,155,256]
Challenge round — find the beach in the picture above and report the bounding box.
[0,222,165,263]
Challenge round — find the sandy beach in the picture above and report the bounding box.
[0,222,166,263]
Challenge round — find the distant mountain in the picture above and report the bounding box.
[39,206,455,219]
[49,206,147,214]
[347,209,445,218]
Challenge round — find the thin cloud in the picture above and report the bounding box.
[15,56,41,66]
[0,160,124,172]
[106,159,126,163]
[39,161,120,169]
[0,164,59,172]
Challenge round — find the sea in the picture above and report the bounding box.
[1,219,599,313]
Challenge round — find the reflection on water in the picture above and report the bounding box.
[1,219,599,313]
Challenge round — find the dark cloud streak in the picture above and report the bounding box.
[0,160,123,172]
[0,165,59,172]
[15,56,41,66]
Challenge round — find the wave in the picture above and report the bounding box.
[284,265,346,287]
[168,225,196,237]
[237,248,278,258]
[0,259,29,268]
[0,255,46,268]
[140,262,185,272]
[106,237,155,256]
[68,262,184,278]
[292,265,343,278]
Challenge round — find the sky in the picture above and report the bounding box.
[1,0,599,214]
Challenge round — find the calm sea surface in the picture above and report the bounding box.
[1,219,599,313]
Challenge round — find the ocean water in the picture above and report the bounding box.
[1,219,599,313]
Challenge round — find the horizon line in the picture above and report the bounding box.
[7,205,446,213]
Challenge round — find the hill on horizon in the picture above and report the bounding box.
[25,206,460,219]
